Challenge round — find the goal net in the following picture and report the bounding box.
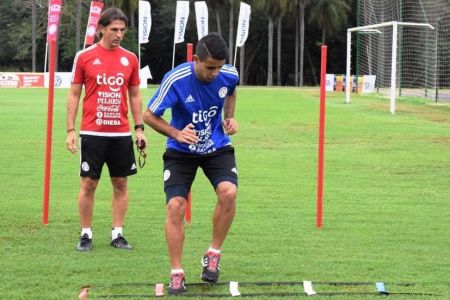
[350,0,450,106]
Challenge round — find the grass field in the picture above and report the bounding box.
[0,87,449,299]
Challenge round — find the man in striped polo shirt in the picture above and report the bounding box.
[144,33,239,295]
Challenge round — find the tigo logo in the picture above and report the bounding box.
[96,73,125,92]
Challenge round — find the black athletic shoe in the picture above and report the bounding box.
[110,234,132,250]
[76,233,93,251]
[168,272,187,295]
[201,251,221,283]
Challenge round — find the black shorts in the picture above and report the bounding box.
[79,135,137,179]
[162,146,238,202]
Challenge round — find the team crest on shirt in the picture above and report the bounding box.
[218,87,228,98]
[120,56,129,66]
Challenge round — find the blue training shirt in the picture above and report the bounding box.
[148,62,239,154]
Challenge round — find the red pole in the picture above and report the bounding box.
[43,41,56,225]
[316,45,327,228]
[186,43,193,62]
[185,43,193,224]
[185,192,192,224]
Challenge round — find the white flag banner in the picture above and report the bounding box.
[194,1,208,40]
[140,65,153,80]
[174,1,190,44]
[139,65,152,88]
[236,2,251,47]
[139,1,152,44]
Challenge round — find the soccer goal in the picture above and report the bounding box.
[346,21,435,114]
[347,0,450,113]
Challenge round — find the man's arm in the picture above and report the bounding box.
[222,89,238,135]
[66,83,82,153]
[128,85,147,148]
[143,109,199,144]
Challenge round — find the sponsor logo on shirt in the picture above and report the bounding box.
[96,73,125,92]
[192,106,218,126]
[185,94,195,103]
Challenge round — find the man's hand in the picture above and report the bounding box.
[135,130,147,150]
[175,123,199,144]
[222,118,238,135]
[66,130,78,153]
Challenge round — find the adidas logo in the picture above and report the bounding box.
[185,94,195,103]
[131,163,136,170]
[93,58,102,65]
[231,167,238,175]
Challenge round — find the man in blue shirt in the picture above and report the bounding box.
[144,33,239,295]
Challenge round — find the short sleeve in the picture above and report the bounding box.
[147,74,179,116]
[71,52,84,84]
[129,54,140,86]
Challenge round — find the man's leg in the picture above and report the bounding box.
[110,177,132,250]
[78,177,99,228]
[166,196,187,269]
[211,181,237,249]
[166,196,188,295]
[77,177,98,251]
[111,177,128,227]
[201,181,237,282]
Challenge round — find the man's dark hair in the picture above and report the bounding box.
[97,8,128,39]
[196,33,229,61]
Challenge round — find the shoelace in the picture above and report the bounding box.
[80,235,90,244]
[114,235,128,245]
[204,253,221,270]
[170,274,185,288]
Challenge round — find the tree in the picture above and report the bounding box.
[32,0,37,72]
[206,0,227,35]
[309,0,351,44]
[75,0,82,52]
[228,0,240,64]
[255,0,287,86]
[290,0,309,86]
[276,0,288,85]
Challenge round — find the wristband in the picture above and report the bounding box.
[134,124,144,131]
[67,128,75,133]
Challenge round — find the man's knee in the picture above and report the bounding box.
[80,177,99,194]
[111,177,128,193]
[216,182,237,201]
[166,196,187,220]
[216,182,237,213]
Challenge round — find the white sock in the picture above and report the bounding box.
[81,228,92,239]
[112,227,123,240]
[208,247,221,254]
[171,269,184,275]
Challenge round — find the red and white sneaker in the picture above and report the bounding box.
[168,272,186,295]
[201,251,221,283]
